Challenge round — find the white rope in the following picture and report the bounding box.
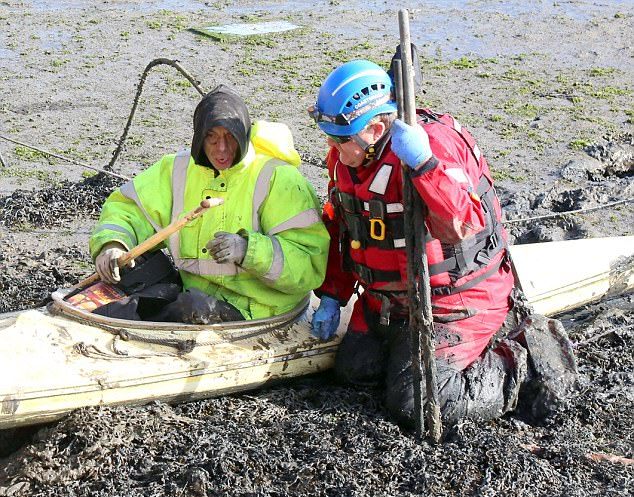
[504,197,634,225]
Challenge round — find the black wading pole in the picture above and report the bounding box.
[397,8,442,443]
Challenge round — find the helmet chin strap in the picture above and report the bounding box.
[351,129,391,166]
[351,135,376,165]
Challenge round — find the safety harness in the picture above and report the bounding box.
[331,110,508,304]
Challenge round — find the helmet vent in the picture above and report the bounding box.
[314,60,397,135]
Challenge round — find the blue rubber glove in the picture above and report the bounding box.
[390,119,432,169]
[311,295,341,340]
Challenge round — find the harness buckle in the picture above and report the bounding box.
[369,218,386,241]
[486,231,499,251]
[368,199,386,219]
[355,264,373,285]
[475,251,491,265]
[431,286,453,296]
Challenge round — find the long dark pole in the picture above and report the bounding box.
[397,8,442,443]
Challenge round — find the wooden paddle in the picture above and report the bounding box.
[66,197,223,297]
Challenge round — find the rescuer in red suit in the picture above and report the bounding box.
[308,59,578,427]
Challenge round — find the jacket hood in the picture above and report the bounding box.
[191,85,251,169]
[249,120,301,167]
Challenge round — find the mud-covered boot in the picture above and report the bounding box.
[512,315,578,422]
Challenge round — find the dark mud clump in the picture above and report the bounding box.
[584,132,634,179]
[502,133,633,244]
[1,296,632,497]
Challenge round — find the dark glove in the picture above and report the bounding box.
[206,231,248,265]
[391,119,432,169]
[311,295,341,340]
[95,242,134,284]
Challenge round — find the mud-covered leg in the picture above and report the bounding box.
[512,314,579,421]
[385,330,529,428]
[334,329,388,387]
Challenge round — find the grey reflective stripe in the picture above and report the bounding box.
[394,238,406,248]
[368,164,392,195]
[168,150,191,263]
[453,119,462,133]
[176,258,243,276]
[362,201,404,213]
[252,158,286,232]
[268,208,321,235]
[93,223,138,246]
[263,235,284,282]
[167,150,244,276]
[171,150,190,223]
[120,180,162,233]
[473,144,481,161]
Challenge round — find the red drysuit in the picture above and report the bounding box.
[316,109,515,371]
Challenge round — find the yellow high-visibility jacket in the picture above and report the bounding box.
[90,121,329,319]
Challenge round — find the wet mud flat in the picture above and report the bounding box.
[0,0,633,495]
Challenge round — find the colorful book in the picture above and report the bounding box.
[66,282,127,312]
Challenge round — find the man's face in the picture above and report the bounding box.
[204,126,238,170]
[326,122,385,168]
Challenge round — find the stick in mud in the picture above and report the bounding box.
[397,8,442,443]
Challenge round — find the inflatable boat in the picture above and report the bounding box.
[1,236,632,429]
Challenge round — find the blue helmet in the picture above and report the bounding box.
[309,60,397,136]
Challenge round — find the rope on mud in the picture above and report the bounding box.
[504,197,634,225]
[0,134,130,181]
[107,58,206,171]
[0,59,204,181]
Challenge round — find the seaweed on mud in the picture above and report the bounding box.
[0,173,123,229]
[0,139,631,497]
[0,245,92,313]
[0,305,632,497]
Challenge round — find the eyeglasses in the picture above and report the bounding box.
[307,105,353,144]
[326,133,352,144]
[307,104,351,126]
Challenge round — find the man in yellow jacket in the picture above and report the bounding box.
[90,85,329,321]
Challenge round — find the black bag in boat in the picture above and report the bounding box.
[93,250,243,323]
[117,249,181,295]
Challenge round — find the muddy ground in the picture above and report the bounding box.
[0,0,633,495]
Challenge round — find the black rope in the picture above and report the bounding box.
[0,134,130,180]
[106,58,206,171]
